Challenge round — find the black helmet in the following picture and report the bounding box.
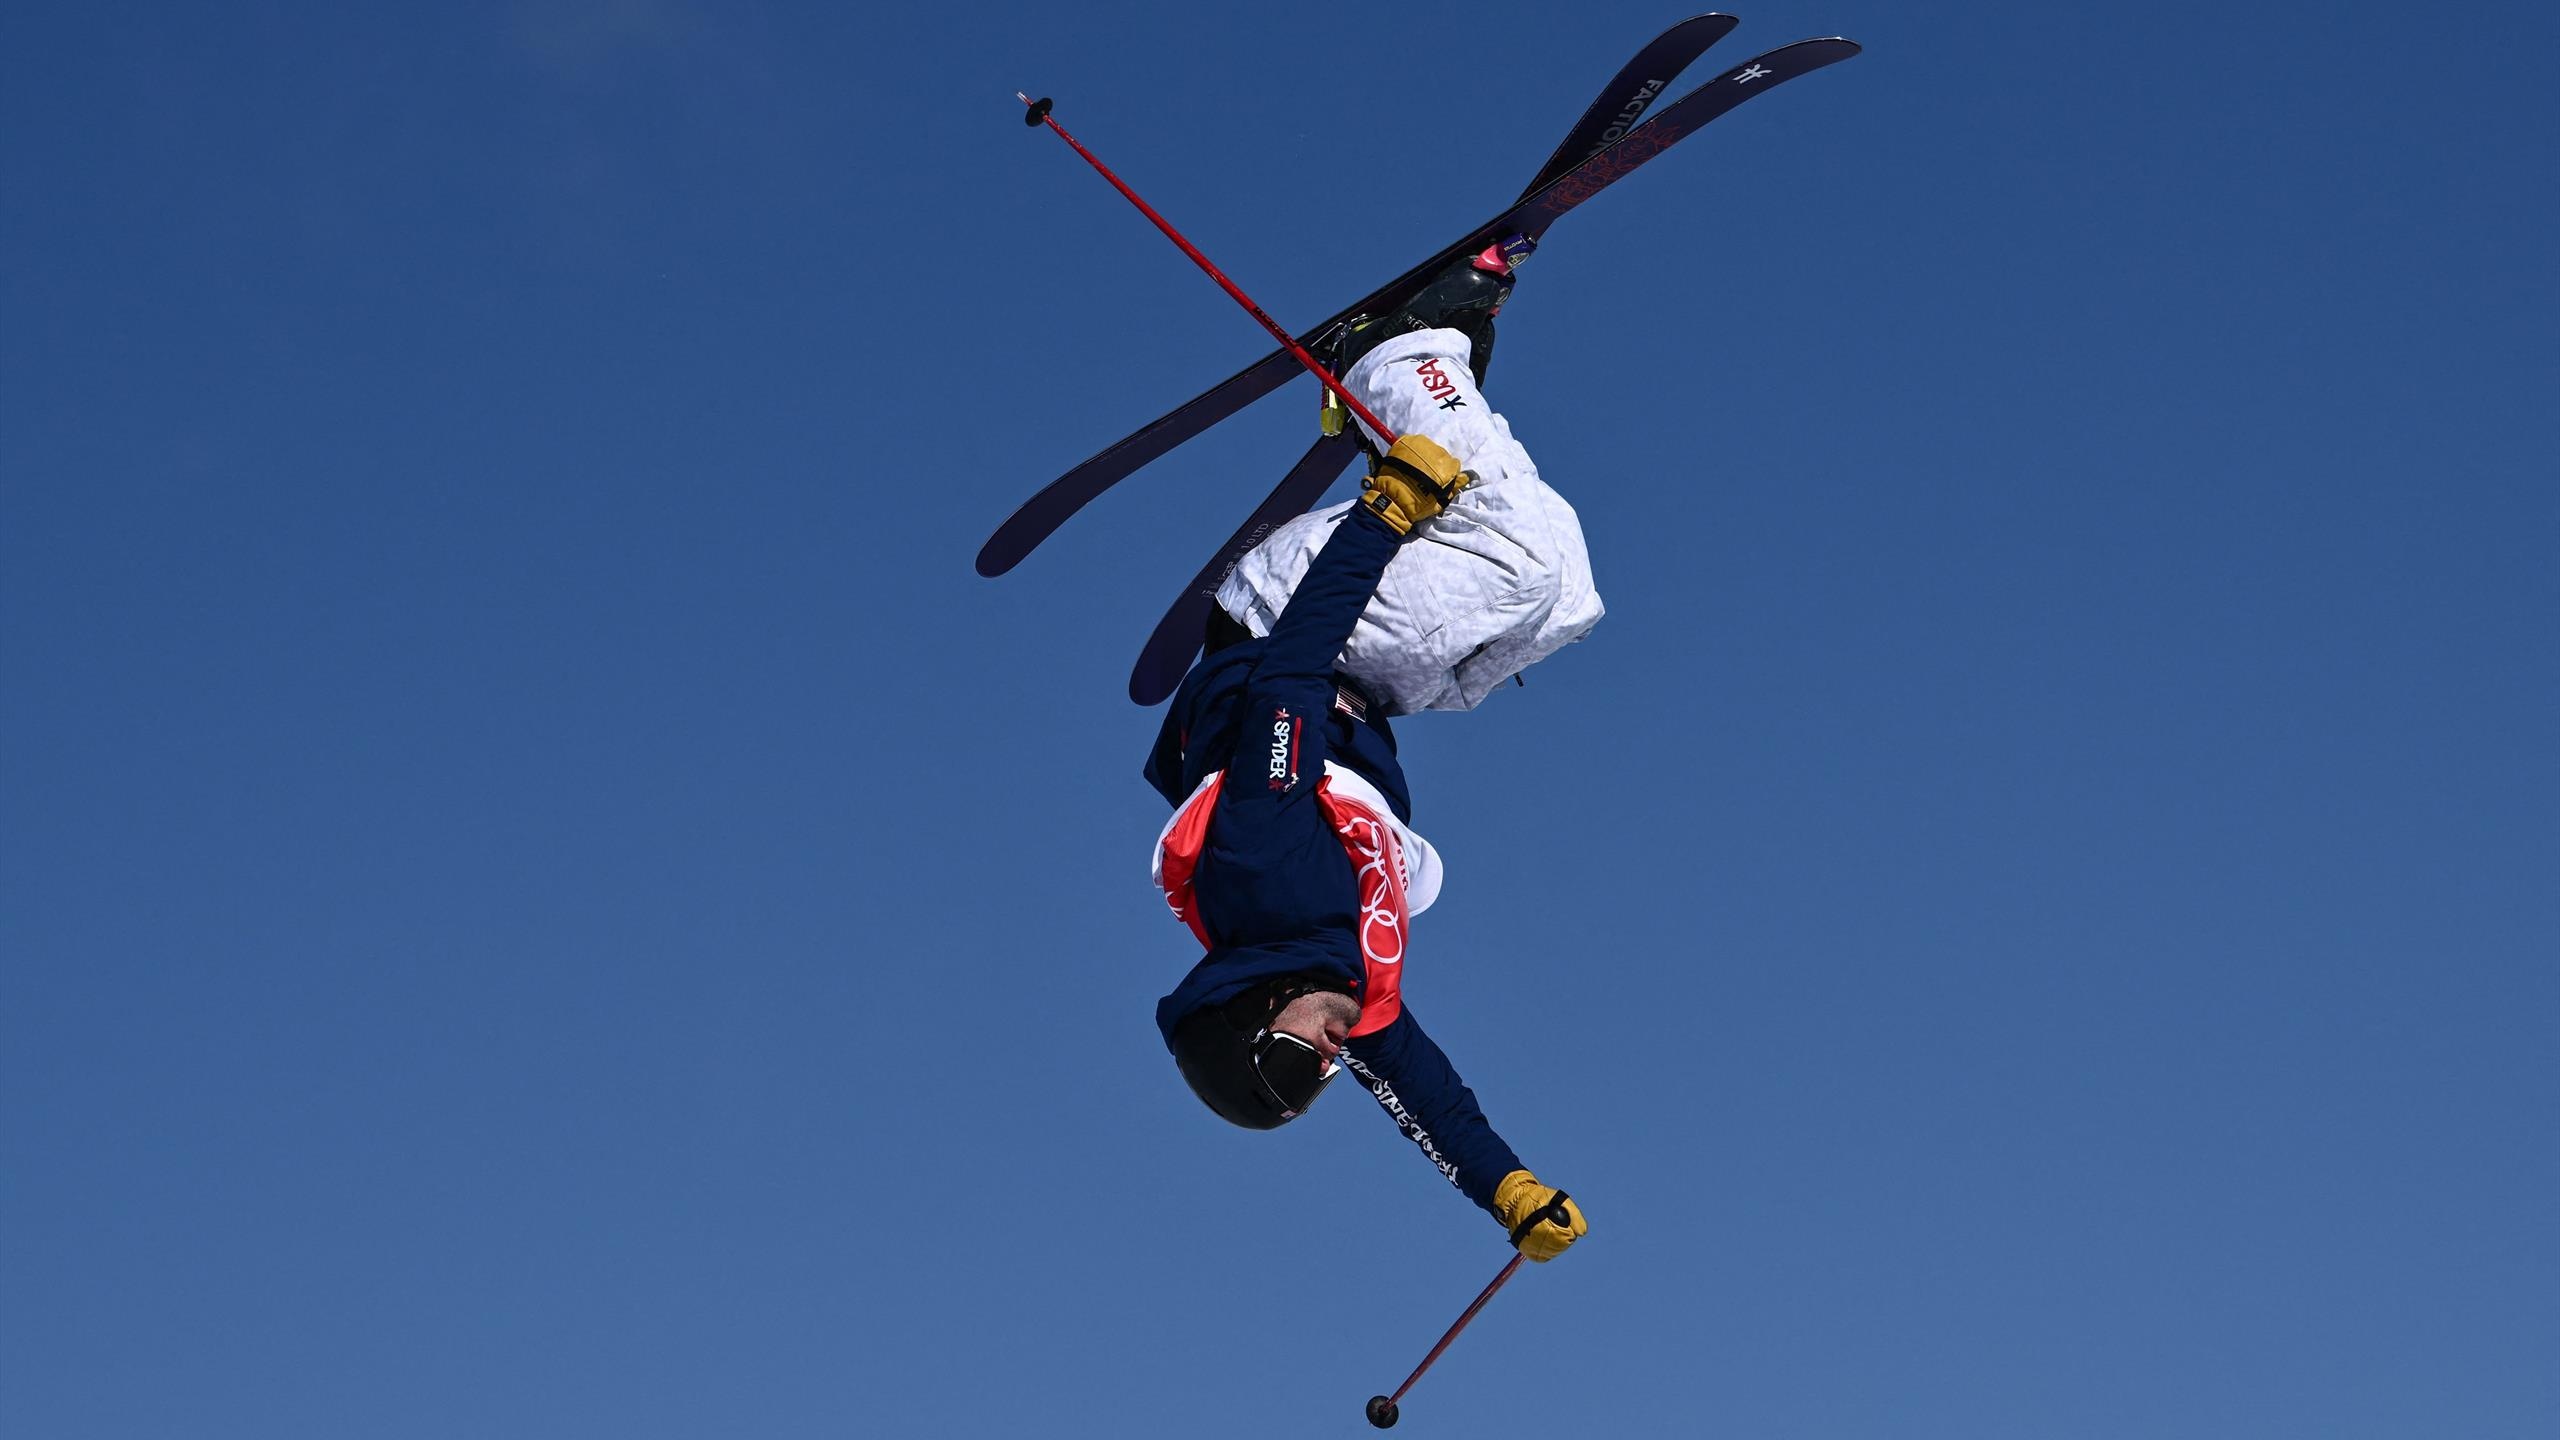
[1167,979,1347,1129]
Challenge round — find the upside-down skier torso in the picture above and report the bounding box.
[1143,250,1595,1260]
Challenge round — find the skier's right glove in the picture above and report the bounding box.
[1358,433,1472,537]
[1493,1169,1588,1262]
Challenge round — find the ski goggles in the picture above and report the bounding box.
[1250,1029,1341,1119]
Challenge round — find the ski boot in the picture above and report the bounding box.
[1321,235,1534,434]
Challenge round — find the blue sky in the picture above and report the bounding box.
[5,2,2554,1436]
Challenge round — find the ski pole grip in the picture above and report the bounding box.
[1508,1190,1571,1247]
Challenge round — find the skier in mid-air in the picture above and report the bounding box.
[1145,243,1597,1261]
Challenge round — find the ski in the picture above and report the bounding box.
[1527,13,1742,204]
[1117,35,1863,704]
[976,29,1858,583]
[1118,15,1745,704]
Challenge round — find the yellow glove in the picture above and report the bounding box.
[1358,433,1472,537]
[1492,1169,1587,1262]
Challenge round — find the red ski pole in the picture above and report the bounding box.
[1365,1254,1525,1429]
[1365,1193,1574,1428]
[1016,93,1399,445]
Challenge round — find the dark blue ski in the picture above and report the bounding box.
[1117,35,1864,704]
[1117,15,1745,703]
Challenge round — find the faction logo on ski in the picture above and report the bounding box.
[1594,79,1667,151]
[1266,705,1301,791]
[1737,63,1772,84]
[1412,356,1467,412]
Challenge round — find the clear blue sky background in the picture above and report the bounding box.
[6,2,2554,1436]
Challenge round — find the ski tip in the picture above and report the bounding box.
[1129,665,1185,707]
[1762,36,1864,66]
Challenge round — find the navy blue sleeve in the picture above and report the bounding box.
[1204,508,1401,871]
[1252,505,1401,694]
[1340,1005,1526,1216]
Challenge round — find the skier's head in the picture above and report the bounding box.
[1167,978,1358,1129]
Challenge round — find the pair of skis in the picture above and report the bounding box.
[979,16,1861,705]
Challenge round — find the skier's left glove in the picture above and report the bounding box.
[1359,433,1472,537]
[1493,1169,1587,1262]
